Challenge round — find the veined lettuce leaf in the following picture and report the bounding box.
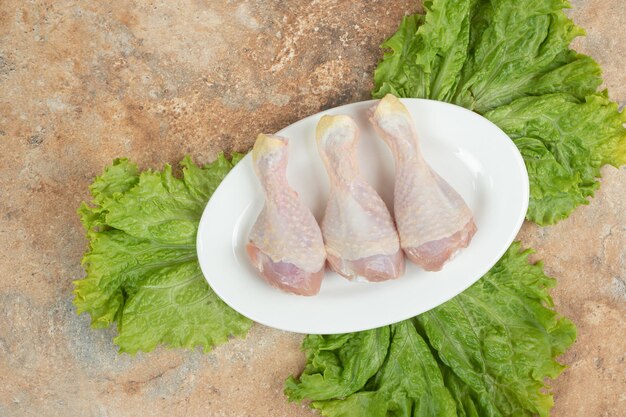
[287,323,457,417]
[77,158,140,230]
[285,327,391,402]
[373,0,472,102]
[74,155,252,353]
[286,243,576,417]
[485,92,626,223]
[373,0,624,226]
[453,0,600,112]
[416,243,576,417]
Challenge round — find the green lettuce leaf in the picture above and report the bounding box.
[372,0,625,225]
[373,0,472,102]
[285,328,391,402]
[77,158,140,230]
[74,154,252,353]
[453,0,600,112]
[113,260,251,353]
[286,323,457,417]
[485,92,626,223]
[286,243,576,417]
[373,13,424,99]
[417,243,576,417]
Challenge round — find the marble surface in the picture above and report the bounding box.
[0,1,624,416]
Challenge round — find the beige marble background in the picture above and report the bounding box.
[0,1,624,416]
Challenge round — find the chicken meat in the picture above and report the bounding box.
[369,94,477,271]
[316,115,404,281]
[246,134,326,295]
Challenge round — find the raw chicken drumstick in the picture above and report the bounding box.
[246,134,326,296]
[316,115,404,281]
[369,94,477,271]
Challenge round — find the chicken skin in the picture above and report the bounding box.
[369,94,476,271]
[247,134,326,295]
[316,115,404,281]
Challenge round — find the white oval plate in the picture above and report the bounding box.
[197,98,528,334]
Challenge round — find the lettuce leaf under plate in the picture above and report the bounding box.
[74,155,252,354]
